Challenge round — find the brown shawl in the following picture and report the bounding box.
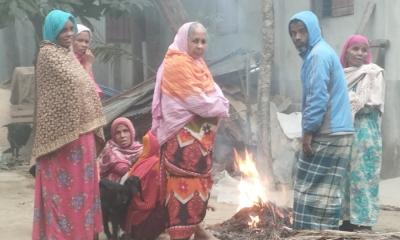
[32,41,106,160]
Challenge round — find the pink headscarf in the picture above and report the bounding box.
[340,34,372,68]
[151,22,229,145]
[151,22,193,131]
[99,117,143,182]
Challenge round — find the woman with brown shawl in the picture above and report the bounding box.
[31,9,106,239]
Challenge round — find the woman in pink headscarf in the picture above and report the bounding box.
[98,117,143,182]
[339,35,385,232]
[152,22,229,240]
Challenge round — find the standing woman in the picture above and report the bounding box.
[152,22,229,240]
[340,35,385,231]
[73,23,103,98]
[32,10,106,240]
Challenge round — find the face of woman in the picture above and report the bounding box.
[73,31,90,55]
[57,20,74,48]
[114,124,132,148]
[346,43,369,67]
[187,27,207,59]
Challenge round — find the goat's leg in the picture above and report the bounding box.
[15,148,19,160]
[103,214,112,240]
[111,219,119,240]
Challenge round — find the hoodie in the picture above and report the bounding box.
[289,11,353,135]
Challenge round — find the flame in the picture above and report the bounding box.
[234,149,268,210]
[248,214,260,228]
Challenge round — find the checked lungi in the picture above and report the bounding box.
[293,134,353,230]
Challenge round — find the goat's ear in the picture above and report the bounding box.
[126,176,141,186]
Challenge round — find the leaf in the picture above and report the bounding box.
[17,0,40,15]
[92,43,133,64]
[9,0,27,20]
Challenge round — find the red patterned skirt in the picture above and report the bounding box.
[32,132,103,240]
[161,127,215,239]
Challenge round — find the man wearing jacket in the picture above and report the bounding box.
[289,11,354,230]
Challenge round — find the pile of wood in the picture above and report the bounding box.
[286,230,400,240]
[209,200,292,240]
[209,201,400,240]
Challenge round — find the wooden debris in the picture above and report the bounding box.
[209,201,292,240]
[287,230,400,240]
[381,205,400,212]
[209,202,400,240]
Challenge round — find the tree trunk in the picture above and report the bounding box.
[256,0,275,186]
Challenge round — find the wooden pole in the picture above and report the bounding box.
[256,0,275,185]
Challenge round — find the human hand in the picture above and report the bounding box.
[82,49,95,66]
[302,133,313,157]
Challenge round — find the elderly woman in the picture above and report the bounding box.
[339,35,385,231]
[32,10,106,239]
[152,22,229,240]
[73,23,103,97]
[98,117,143,182]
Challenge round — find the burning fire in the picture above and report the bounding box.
[234,149,268,210]
[248,214,260,228]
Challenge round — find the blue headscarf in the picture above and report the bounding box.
[43,9,77,43]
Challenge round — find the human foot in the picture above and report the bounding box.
[193,225,219,240]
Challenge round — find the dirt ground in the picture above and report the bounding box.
[0,166,400,239]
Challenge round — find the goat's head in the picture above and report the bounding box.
[123,176,142,200]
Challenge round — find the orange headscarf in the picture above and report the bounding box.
[161,49,215,100]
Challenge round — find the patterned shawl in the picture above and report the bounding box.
[344,64,384,116]
[98,117,143,181]
[151,22,229,145]
[32,41,106,160]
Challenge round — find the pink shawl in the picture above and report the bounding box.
[99,117,143,181]
[74,24,103,97]
[151,22,229,145]
[340,34,372,68]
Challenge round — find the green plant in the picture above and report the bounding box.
[0,0,152,44]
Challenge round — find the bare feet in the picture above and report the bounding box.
[206,204,216,212]
[193,225,219,240]
[157,233,170,240]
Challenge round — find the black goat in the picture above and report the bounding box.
[3,123,32,159]
[100,176,142,240]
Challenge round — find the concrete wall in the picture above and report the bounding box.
[273,0,400,178]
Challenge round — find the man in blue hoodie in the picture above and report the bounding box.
[289,11,354,230]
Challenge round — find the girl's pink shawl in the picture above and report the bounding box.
[340,34,372,68]
[151,22,229,145]
[99,117,143,181]
[74,24,103,97]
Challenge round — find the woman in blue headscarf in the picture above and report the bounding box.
[32,9,106,239]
